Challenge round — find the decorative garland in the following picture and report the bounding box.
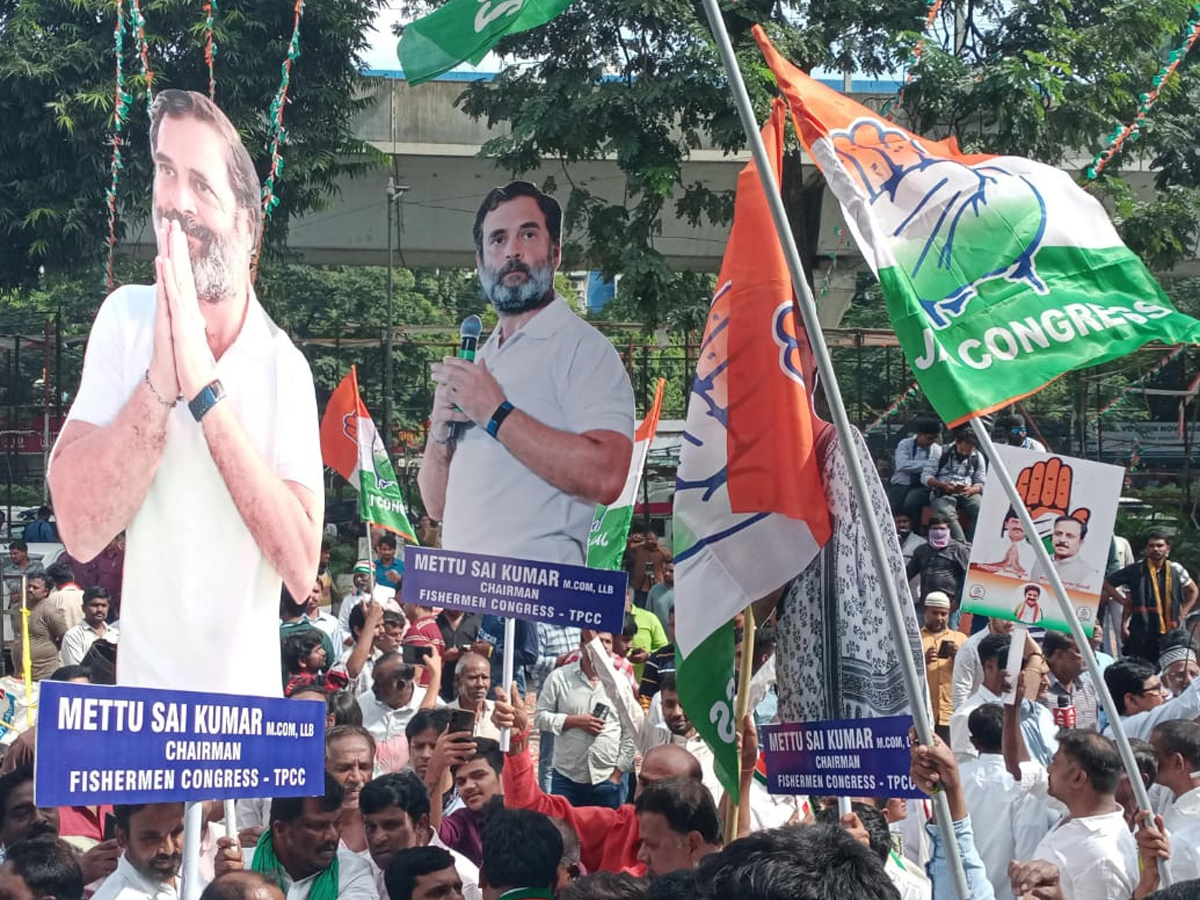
[253,0,305,271]
[260,0,305,218]
[204,0,218,99]
[866,381,921,435]
[128,0,155,113]
[881,0,945,120]
[817,225,848,298]
[104,0,132,290]
[1086,5,1200,181]
[1097,346,1185,417]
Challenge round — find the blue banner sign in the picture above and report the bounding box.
[404,547,627,633]
[760,715,923,799]
[35,682,325,806]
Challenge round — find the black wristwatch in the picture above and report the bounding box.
[486,400,515,439]
[188,379,227,422]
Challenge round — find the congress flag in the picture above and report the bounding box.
[320,367,417,543]
[587,378,666,572]
[398,0,577,86]
[673,99,832,800]
[754,27,1200,427]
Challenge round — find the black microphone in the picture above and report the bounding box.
[450,315,484,440]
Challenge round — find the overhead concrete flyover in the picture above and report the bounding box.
[122,71,1191,326]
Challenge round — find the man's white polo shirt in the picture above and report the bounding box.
[57,285,322,696]
[441,296,634,564]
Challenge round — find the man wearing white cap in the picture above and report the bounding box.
[339,561,402,640]
[1159,631,1200,698]
[920,591,967,741]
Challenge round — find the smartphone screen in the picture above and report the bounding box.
[402,644,432,666]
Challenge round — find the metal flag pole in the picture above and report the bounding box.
[967,419,1156,821]
[694,7,969,896]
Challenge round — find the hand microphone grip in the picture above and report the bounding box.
[450,315,484,441]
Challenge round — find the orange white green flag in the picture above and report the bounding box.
[673,100,832,800]
[319,367,417,543]
[753,26,1200,427]
[587,378,666,571]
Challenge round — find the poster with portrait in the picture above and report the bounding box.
[961,446,1123,635]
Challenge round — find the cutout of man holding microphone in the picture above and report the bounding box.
[417,181,634,689]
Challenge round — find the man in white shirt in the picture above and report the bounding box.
[93,803,185,900]
[1020,731,1138,900]
[304,580,346,660]
[1159,632,1200,698]
[1048,516,1101,591]
[951,617,1014,708]
[950,633,1058,766]
[639,674,720,802]
[358,654,440,747]
[60,586,119,667]
[360,772,481,900]
[48,90,322,698]
[447,653,501,742]
[1149,719,1200,836]
[250,775,376,900]
[417,182,634,569]
[959,704,1056,900]
[1102,658,1191,741]
[338,564,400,643]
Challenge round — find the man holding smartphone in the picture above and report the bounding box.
[533,632,634,808]
[402,601,446,690]
[919,592,967,741]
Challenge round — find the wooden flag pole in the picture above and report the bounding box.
[726,605,757,843]
[693,6,969,895]
[20,575,31,706]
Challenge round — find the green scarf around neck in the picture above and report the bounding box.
[250,828,339,900]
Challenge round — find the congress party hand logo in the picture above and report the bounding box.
[1014,457,1090,528]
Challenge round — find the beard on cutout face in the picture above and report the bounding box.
[478,258,555,313]
[155,209,244,304]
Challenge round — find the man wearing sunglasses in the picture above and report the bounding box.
[1102,657,1185,741]
[999,414,1047,452]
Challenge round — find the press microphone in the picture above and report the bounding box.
[459,315,483,360]
[450,315,484,440]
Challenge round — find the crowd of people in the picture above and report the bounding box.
[3,497,1200,900]
[7,89,1200,900]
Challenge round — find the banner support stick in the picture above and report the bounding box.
[727,605,756,843]
[499,617,516,752]
[967,419,1157,821]
[694,3,967,893]
[181,801,204,900]
[224,800,238,841]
